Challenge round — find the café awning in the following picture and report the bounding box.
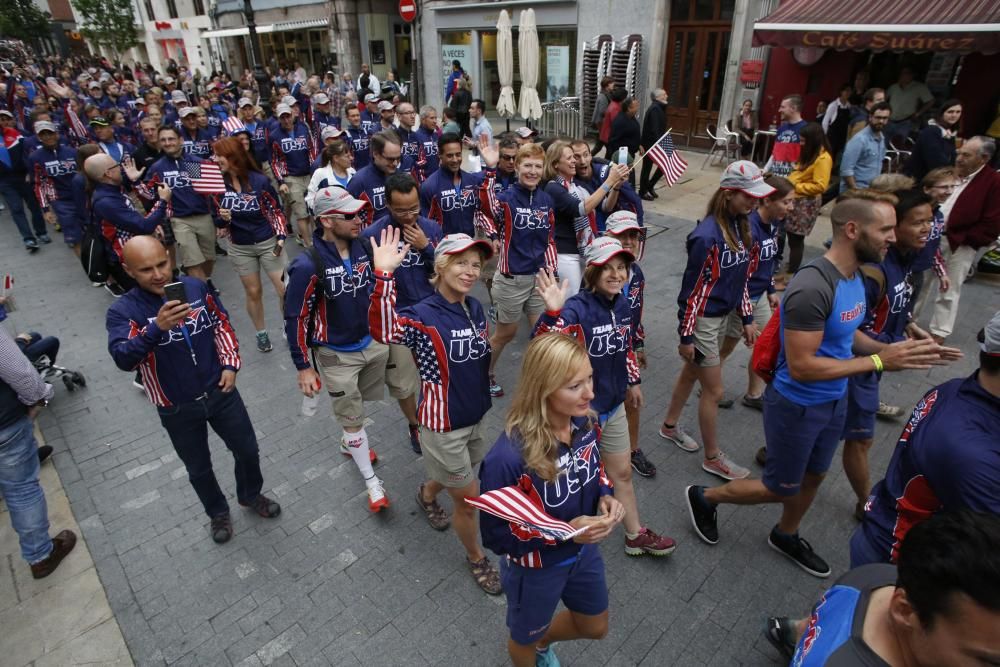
[202,18,328,39]
[753,0,1000,54]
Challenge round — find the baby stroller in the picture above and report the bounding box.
[17,333,87,392]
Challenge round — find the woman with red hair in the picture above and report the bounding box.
[211,137,288,353]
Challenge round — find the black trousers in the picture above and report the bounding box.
[640,160,663,195]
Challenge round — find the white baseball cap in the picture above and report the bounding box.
[981,311,1000,355]
[321,126,344,141]
[275,104,293,117]
[720,160,775,198]
[313,92,330,105]
[178,106,198,118]
[377,100,395,112]
[364,93,378,103]
[34,121,58,134]
[584,237,634,266]
[516,126,538,138]
[171,90,187,102]
[281,95,297,107]
[238,97,254,108]
[313,187,368,216]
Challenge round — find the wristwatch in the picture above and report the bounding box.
[33,398,49,408]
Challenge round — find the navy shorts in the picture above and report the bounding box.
[848,524,886,569]
[501,544,608,646]
[841,371,879,441]
[762,384,847,497]
[50,199,81,244]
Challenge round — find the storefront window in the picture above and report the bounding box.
[261,30,328,75]
[441,30,473,100]
[480,29,576,106]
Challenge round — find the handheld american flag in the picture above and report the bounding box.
[184,160,226,195]
[644,131,688,186]
[466,485,589,542]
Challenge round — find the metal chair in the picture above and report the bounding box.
[703,123,739,168]
[884,135,913,173]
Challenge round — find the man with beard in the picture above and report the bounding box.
[413,106,440,182]
[270,103,319,246]
[348,130,402,227]
[684,194,948,578]
[343,104,372,171]
[178,107,213,159]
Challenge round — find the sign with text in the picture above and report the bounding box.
[441,45,471,96]
[545,46,569,102]
[753,28,991,54]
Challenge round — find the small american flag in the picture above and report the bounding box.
[64,106,89,142]
[184,160,226,194]
[222,117,246,136]
[644,131,688,186]
[466,485,588,542]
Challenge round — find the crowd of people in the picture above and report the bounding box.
[0,52,999,667]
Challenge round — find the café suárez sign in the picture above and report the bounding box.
[800,30,976,51]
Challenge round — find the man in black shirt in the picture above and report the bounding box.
[131,116,163,172]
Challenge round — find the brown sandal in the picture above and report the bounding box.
[468,556,502,595]
[416,484,450,531]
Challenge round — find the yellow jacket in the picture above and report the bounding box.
[789,150,833,197]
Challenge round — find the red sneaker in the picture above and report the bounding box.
[625,527,677,556]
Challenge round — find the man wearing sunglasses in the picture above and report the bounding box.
[348,130,402,227]
[360,172,442,455]
[284,187,390,513]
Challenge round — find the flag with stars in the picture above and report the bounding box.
[410,326,449,431]
[645,131,688,186]
[184,159,226,194]
[466,484,588,542]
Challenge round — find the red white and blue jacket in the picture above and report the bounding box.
[412,125,439,182]
[27,144,77,208]
[284,230,375,370]
[106,277,241,407]
[347,164,392,227]
[534,290,641,415]
[179,126,215,159]
[860,245,917,346]
[360,109,379,135]
[91,183,170,264]
[396,126,421,178]
[310,109,340,144]
[855,373,1000,564]
[344,124,371,171]
[625,263,646,351]
[911,206,947,277]
[676,215,757,344]
[269,121,318,181]
[478,178,558,276]
[574,158,645,229]
[210,171,287,245]
[479,418,613,568]
[747,210,779,300]
[369,272,492,432]
[242,120,271,166]
[141,155,211,217]
[420,166,489,237]
[360,214,441,308]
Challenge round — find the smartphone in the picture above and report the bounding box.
[163,281,187,304]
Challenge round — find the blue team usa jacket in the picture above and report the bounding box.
[413,126,439,181]
[676,214,757,344]
[625,263,646,350]
[479,418,613,569]
[478,177,558,276]
[534,290,641,415]
[284,230,375,370]
[179,127,214,159]
[269,121,318,180]
[344,125,371,171]
[746,210,779,300]
[368,271,492,432]
[420,167,489,237]
[27,145,78,206]
[360,214,442,308]
[107,277,241,407]
[348,164,391,227]
[210,171,287,245]
[91,183,170,264]
[141,155,212,218]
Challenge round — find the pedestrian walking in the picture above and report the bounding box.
[639,89,668,200]
[784,122,833,275]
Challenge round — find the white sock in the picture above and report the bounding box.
[343,428,376,482]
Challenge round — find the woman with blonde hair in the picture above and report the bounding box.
[542,140,628,296]
[369,229,501,595]
[658,161,774,480]
[479,332,624,667]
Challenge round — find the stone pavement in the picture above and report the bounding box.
[0,163,995,666]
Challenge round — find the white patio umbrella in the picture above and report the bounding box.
[496,10,516,118]
[518,9,542,121]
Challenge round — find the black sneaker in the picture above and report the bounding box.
[767,527,831,578]
[763,616,798,661]
[755,446,767,466]
[684,485,718,544]
[210,513,233,543]
[105,282,127,298]
[630,448,656,477]
[24,239,39,252]
[37,445,53,464]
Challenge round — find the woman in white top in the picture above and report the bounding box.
[305,141,355,211]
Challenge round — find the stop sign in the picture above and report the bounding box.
[399,0,416,22]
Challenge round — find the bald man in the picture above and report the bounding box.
[86,153,172,293]
[106,237,280,543]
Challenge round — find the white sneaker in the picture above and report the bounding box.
[659,423,700,452]
[702,452,750,480]
[366,477,389,512]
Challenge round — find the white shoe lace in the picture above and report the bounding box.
[367,478,386,503]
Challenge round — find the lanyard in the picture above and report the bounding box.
[167,299,198,367]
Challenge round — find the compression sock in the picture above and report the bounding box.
[343,428,375,481]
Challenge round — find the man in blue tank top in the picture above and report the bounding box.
[685,193,947,578]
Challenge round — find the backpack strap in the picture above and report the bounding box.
[859,264,887,306]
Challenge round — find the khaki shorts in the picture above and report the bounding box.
[692,315,727,367]
[283,174,311,221]
[419,421,488,488]
[475,229,498,284]
[722,297,771,339]
[315,341,389,428]
[171,214,216,268]
[598,404,629,454]
[263,162,282,193]
[228,238,288,277]
[385,343,419,400]
[492,273,545,324]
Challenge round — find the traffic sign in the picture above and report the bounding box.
[399,0,417,22]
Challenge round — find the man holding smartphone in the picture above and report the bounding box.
[106,236,280,544]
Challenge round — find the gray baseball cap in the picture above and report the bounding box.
[313,187,368,216]
[238,97,254,108]
[584,236,634,266]
[981,311,1000,355]
[171,90,187,102]
[720,160,775,198]
[34,121,58,134]
[275,104,293,117]
[434,233,494,260]
[313,92,330,105]
[321,126,344,140]
[178,106,198,118]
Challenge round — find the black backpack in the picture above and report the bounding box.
[79,205,108,284]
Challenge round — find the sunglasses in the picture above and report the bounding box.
[322,212,358,221]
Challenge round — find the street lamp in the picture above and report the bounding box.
[243,0,270,99]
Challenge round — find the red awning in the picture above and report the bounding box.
[753,0,1000,54]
